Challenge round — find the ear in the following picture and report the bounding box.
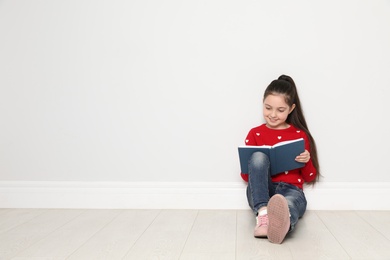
[289,104,296,114]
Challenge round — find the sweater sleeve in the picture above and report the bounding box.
[240,129,257,182]
[244,128,258,146]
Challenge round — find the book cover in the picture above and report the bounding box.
[238,138,305,176]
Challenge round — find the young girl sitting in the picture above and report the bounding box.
[242,75,320,244]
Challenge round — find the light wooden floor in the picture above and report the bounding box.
[0,209,390,259]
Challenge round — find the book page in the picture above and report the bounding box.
[272,138,303,148]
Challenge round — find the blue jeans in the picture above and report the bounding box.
[246,152,307,231]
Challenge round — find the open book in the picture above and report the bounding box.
[238,138,305,176]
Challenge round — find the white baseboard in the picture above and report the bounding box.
[0,181,389,210]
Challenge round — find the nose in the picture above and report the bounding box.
[270,110,277,118]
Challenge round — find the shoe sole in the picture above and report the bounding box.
[254,229,267,238]
[267,194,290,244]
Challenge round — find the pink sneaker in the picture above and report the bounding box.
[267,194,290,244]
[254,214,268,238]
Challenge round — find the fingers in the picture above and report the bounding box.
[296,150,310,163]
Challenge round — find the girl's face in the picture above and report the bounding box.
[263,94,295,129]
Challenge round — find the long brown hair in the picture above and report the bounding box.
[264,75,320,183]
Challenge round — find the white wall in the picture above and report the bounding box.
[1,0,390,188]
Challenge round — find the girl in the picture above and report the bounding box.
[242,75,320,244]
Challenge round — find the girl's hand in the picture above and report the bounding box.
[296,150,310,163]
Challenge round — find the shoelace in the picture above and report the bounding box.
[256,214,268,227]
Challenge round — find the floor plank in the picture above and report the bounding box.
[179,210,237,260]
[0,208,11,216]
[286,211,350,259]
[357,210,390,240]
[123,209,198,260]
[0,209,83,259]
[12,209,121,259]
[317,211,390,259]
[0,209,46,234]
[66,209,159,260]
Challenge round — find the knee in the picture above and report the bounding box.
[249,152,270,170]
[285,195,307,220]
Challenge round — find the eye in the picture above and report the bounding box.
[278,109,286,113]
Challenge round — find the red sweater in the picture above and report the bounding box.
[241,124,317,189]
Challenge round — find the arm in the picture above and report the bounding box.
[296,134,317,183]
[241,128,258,182]
[245,129,258,146]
